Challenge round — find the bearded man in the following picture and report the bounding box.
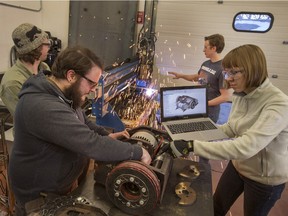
[9,46,151,216]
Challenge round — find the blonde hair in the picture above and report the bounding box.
[222,44,268,88]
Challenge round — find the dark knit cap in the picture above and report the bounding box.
[12,23,48,54]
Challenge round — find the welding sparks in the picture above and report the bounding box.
[145,88,157,97]
[129,43,135,49]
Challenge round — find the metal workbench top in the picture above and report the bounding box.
[73,158,213,216]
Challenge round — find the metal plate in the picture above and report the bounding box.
[175,182,197,206]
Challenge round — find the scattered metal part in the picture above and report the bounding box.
[33,195,107,216]
[178,164,200,180]
[175,182,197,206]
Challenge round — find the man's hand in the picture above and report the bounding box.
[168,71,181,79]
[141,147,152,165]
[108,130,130,140]
[170,140,194,158]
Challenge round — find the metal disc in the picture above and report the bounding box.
[106,161,161,215]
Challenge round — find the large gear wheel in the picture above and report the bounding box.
[105,161,161,215]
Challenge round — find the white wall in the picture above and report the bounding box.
[153,1,288,95]
[0,0,70,72]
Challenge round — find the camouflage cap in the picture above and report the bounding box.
[12,23,48,54]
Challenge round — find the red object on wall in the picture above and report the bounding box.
[137,11,144,24]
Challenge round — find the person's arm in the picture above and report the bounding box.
[208,88,232,106]
[84,114,111,136]
[168,71,199,82]
[108,130,130,139]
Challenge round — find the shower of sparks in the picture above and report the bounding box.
[129,43,136,49]
[112,62,119,67]
[172,60,176,67]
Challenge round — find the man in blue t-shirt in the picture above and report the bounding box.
[169,34,231,123]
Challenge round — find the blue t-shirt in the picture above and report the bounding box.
[197,59,224,122]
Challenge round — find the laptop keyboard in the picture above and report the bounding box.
[167,121,217,134]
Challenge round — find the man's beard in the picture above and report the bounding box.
[64,80,85,109]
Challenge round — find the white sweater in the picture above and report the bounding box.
[194,78,288,185]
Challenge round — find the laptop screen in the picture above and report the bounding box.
[160,85,208,122]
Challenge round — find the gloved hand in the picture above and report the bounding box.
[170,140,194,158]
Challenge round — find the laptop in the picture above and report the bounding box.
[160,85,228,141]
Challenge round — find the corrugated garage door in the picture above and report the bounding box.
[154,1,288,95]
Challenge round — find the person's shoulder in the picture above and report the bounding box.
[0,65,20,84]
[40,62,51,71]
[202,59,211,64]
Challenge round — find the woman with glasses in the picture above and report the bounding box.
[174,44,288,215]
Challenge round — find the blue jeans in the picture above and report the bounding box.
[213,161,285,216]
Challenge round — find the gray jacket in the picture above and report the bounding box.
[9,71,142,204]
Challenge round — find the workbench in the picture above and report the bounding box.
[73,158,214,216]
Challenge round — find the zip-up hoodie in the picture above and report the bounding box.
[8,71,142,204]
[194,78,288,185]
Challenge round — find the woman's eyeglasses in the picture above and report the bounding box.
[222,69,243,79]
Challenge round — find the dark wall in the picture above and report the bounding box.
[68,1,138,67]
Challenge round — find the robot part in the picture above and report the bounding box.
[176,95,198,112]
